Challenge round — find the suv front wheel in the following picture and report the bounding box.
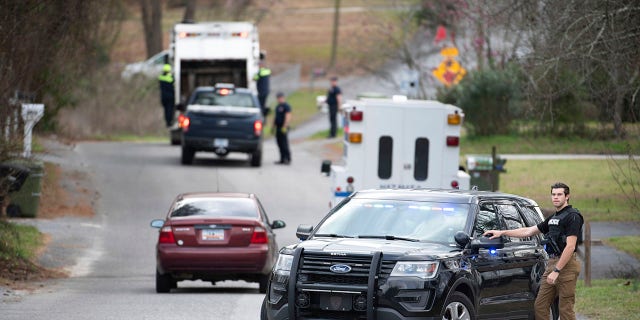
[441,292,475,320]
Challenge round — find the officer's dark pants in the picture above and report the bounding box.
[162,99,174,127]
[535,253,580,320]
[328,104,338,137]
[275,128,290,163]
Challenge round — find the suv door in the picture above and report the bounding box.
[472,200,541,318]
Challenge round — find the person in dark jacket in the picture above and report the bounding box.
[325,76,342,138]
[273,92,292,165]
[254,54,271,118]
[158,64,175,127]
[484,182,584,320]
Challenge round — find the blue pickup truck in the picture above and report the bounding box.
[178,84,264,167]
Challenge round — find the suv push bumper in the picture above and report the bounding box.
[266,303,442,320]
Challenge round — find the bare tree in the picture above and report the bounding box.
[182,0,196,22]
[140,0,163,58]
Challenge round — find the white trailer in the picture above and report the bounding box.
[321,96,471,207]
[171,21,260,104]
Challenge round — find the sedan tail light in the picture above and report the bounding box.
[158,226,176,244]
[251,226,268,244]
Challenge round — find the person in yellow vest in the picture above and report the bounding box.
[254,52,271,117]
[158,64,175,128]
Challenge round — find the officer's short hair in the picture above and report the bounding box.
[276,92,285,98]
[551,182,570,195]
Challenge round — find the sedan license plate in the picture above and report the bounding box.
[214,138,228,148]
[201,229,224,241]
[320,294,352,311]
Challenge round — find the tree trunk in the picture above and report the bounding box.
[182,0,196,23]
[139,0,163,58]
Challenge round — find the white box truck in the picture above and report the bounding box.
[321,96,471,207]
[169,21,260,144]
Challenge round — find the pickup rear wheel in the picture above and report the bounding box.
[441,292,474,320]
[250,150,262,167]
[181,146,195,165]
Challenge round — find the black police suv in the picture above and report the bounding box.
[180,84,263,167]
[262,189,553,320]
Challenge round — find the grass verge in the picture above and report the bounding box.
[576,279,640,320]
[603,236,640,260]
[499,159,639,222]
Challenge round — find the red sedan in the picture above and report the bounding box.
[150,192,286,293]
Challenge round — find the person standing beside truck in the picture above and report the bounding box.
[158,63,175,128]
[273,92,291,165]
[254,53,271,118]
[326,76,342,138]
[484,182,584,320]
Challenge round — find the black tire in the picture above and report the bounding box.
[250,150,262,167]
[169,130,182,146]
[441,292,475,320]
[258,275,269,293]
[6,204,21,217]
[156,270,173,293]
[260,296,268,320]
[181,146,195,165]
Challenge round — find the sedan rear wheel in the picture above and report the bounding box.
[156,270,173,293]
[258,275,269,293]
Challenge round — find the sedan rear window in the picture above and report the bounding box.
[171,198,258,218]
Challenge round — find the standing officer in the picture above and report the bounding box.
[325,76,342,138]
[273,92,291,165]
[484,182,584,320]
[158,63,175,128]
[254,52,271,118]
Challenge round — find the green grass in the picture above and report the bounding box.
[499,159,639,222]
[264,89,326,136]
[603,236,640,260]
[576,279,640,320]
[461,135,640,155]
[0,220,42,261]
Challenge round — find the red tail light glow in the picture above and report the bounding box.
[158,226,176,244]
[446,136,459,146]
[350,110,363,121]
[254,120,263,136]
[251,227,268,244]
[179,114,190,131]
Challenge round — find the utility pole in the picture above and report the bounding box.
[328,0,341,70]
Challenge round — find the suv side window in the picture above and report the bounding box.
[473,203,502,238]
[496,203,531,242]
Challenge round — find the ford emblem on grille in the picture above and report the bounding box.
[329,264,352,273]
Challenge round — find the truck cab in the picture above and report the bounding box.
[322,96,471,207]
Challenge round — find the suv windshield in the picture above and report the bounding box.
[192,91,256,108]
[314,199,469,243]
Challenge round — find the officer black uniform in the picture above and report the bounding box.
[273,92,291,165]
[325,76,342,138]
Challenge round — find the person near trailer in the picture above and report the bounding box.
[484,182,584,320]
[254,52,271,118]
[158,63,175,128]
[273,92,292,165]
[325,76,342,138]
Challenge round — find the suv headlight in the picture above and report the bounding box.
[274,254,293,276]
[391,261,439,279]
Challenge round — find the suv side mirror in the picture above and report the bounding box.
[271,220,286,230]
[296,224,314,241]
[454,231,471,248]
[470,234,505,250]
